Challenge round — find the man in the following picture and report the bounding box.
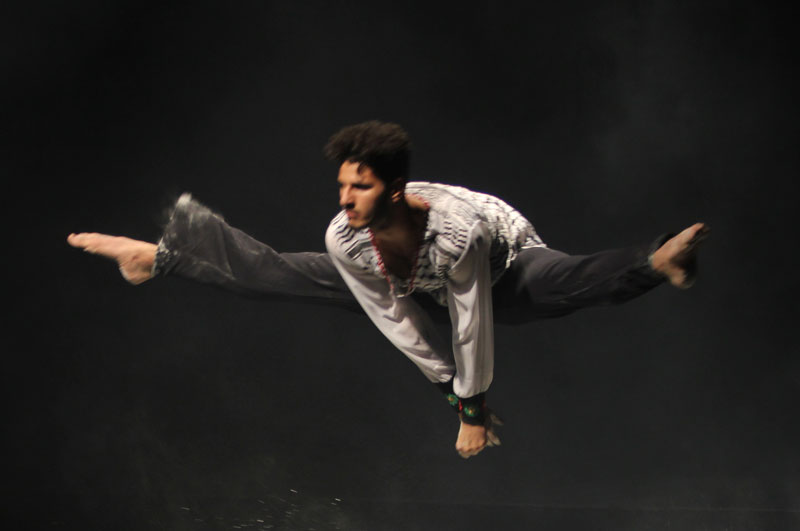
[68,121,708,459]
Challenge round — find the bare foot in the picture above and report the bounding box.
[67,233,158,285]
[650,223,710,289]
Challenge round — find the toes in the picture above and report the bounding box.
[66,233,82,247]
[68,233,95,251]
[67,232,100,249]
[682,223,709,246]
[689,224,710,246]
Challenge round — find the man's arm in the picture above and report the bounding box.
[446,222,496,458]
[325,222,500,459]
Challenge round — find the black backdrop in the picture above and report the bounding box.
[5,2,799,530]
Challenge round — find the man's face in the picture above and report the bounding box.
[337,161,390,229]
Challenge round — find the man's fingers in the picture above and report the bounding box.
[489,413,504,426]
[67,233,87,249]
[456,440,487,458]
[457,447,484,459]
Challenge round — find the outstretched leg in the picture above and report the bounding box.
[492,223,709,324]
[68,194,364,312]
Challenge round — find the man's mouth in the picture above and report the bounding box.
[346,210,357,219]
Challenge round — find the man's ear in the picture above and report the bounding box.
[389,178,405,203]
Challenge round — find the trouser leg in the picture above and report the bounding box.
[154,194,362,311]
[491,241,667,325]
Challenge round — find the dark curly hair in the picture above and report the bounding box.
[323,121,411,184]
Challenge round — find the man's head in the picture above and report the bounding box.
[325,121,411,229]
[324,120,411,185]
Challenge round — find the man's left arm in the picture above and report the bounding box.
[446,222,497,458]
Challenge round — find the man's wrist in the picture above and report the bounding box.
[458,393,487,425]
[435,379,487,425]
[436,379,461,414]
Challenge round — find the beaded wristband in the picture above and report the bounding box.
[458,393,487,426]
[435,380,487,425]
[436,379,461,414]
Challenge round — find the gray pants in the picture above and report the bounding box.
[155,194,665,325]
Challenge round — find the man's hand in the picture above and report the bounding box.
[455,411,503,459]
[456,422,486,458]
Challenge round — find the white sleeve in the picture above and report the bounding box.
[325,228,455,384]
[446,222,495,398]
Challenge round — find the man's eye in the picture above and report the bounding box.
[354,184,371,190]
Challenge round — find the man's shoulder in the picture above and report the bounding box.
[406,181,478,197]
[325,211,351,249]
[406,181,508,211]
[324,211,372,263]
[326,210,349,232]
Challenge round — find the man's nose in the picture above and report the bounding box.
[339,187,351,207]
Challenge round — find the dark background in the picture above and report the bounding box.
[5,1,798,530]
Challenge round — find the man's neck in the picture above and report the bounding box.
[370,196,427,251]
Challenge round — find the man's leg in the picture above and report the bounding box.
[68,193,362,312]
[491,224,709,324]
